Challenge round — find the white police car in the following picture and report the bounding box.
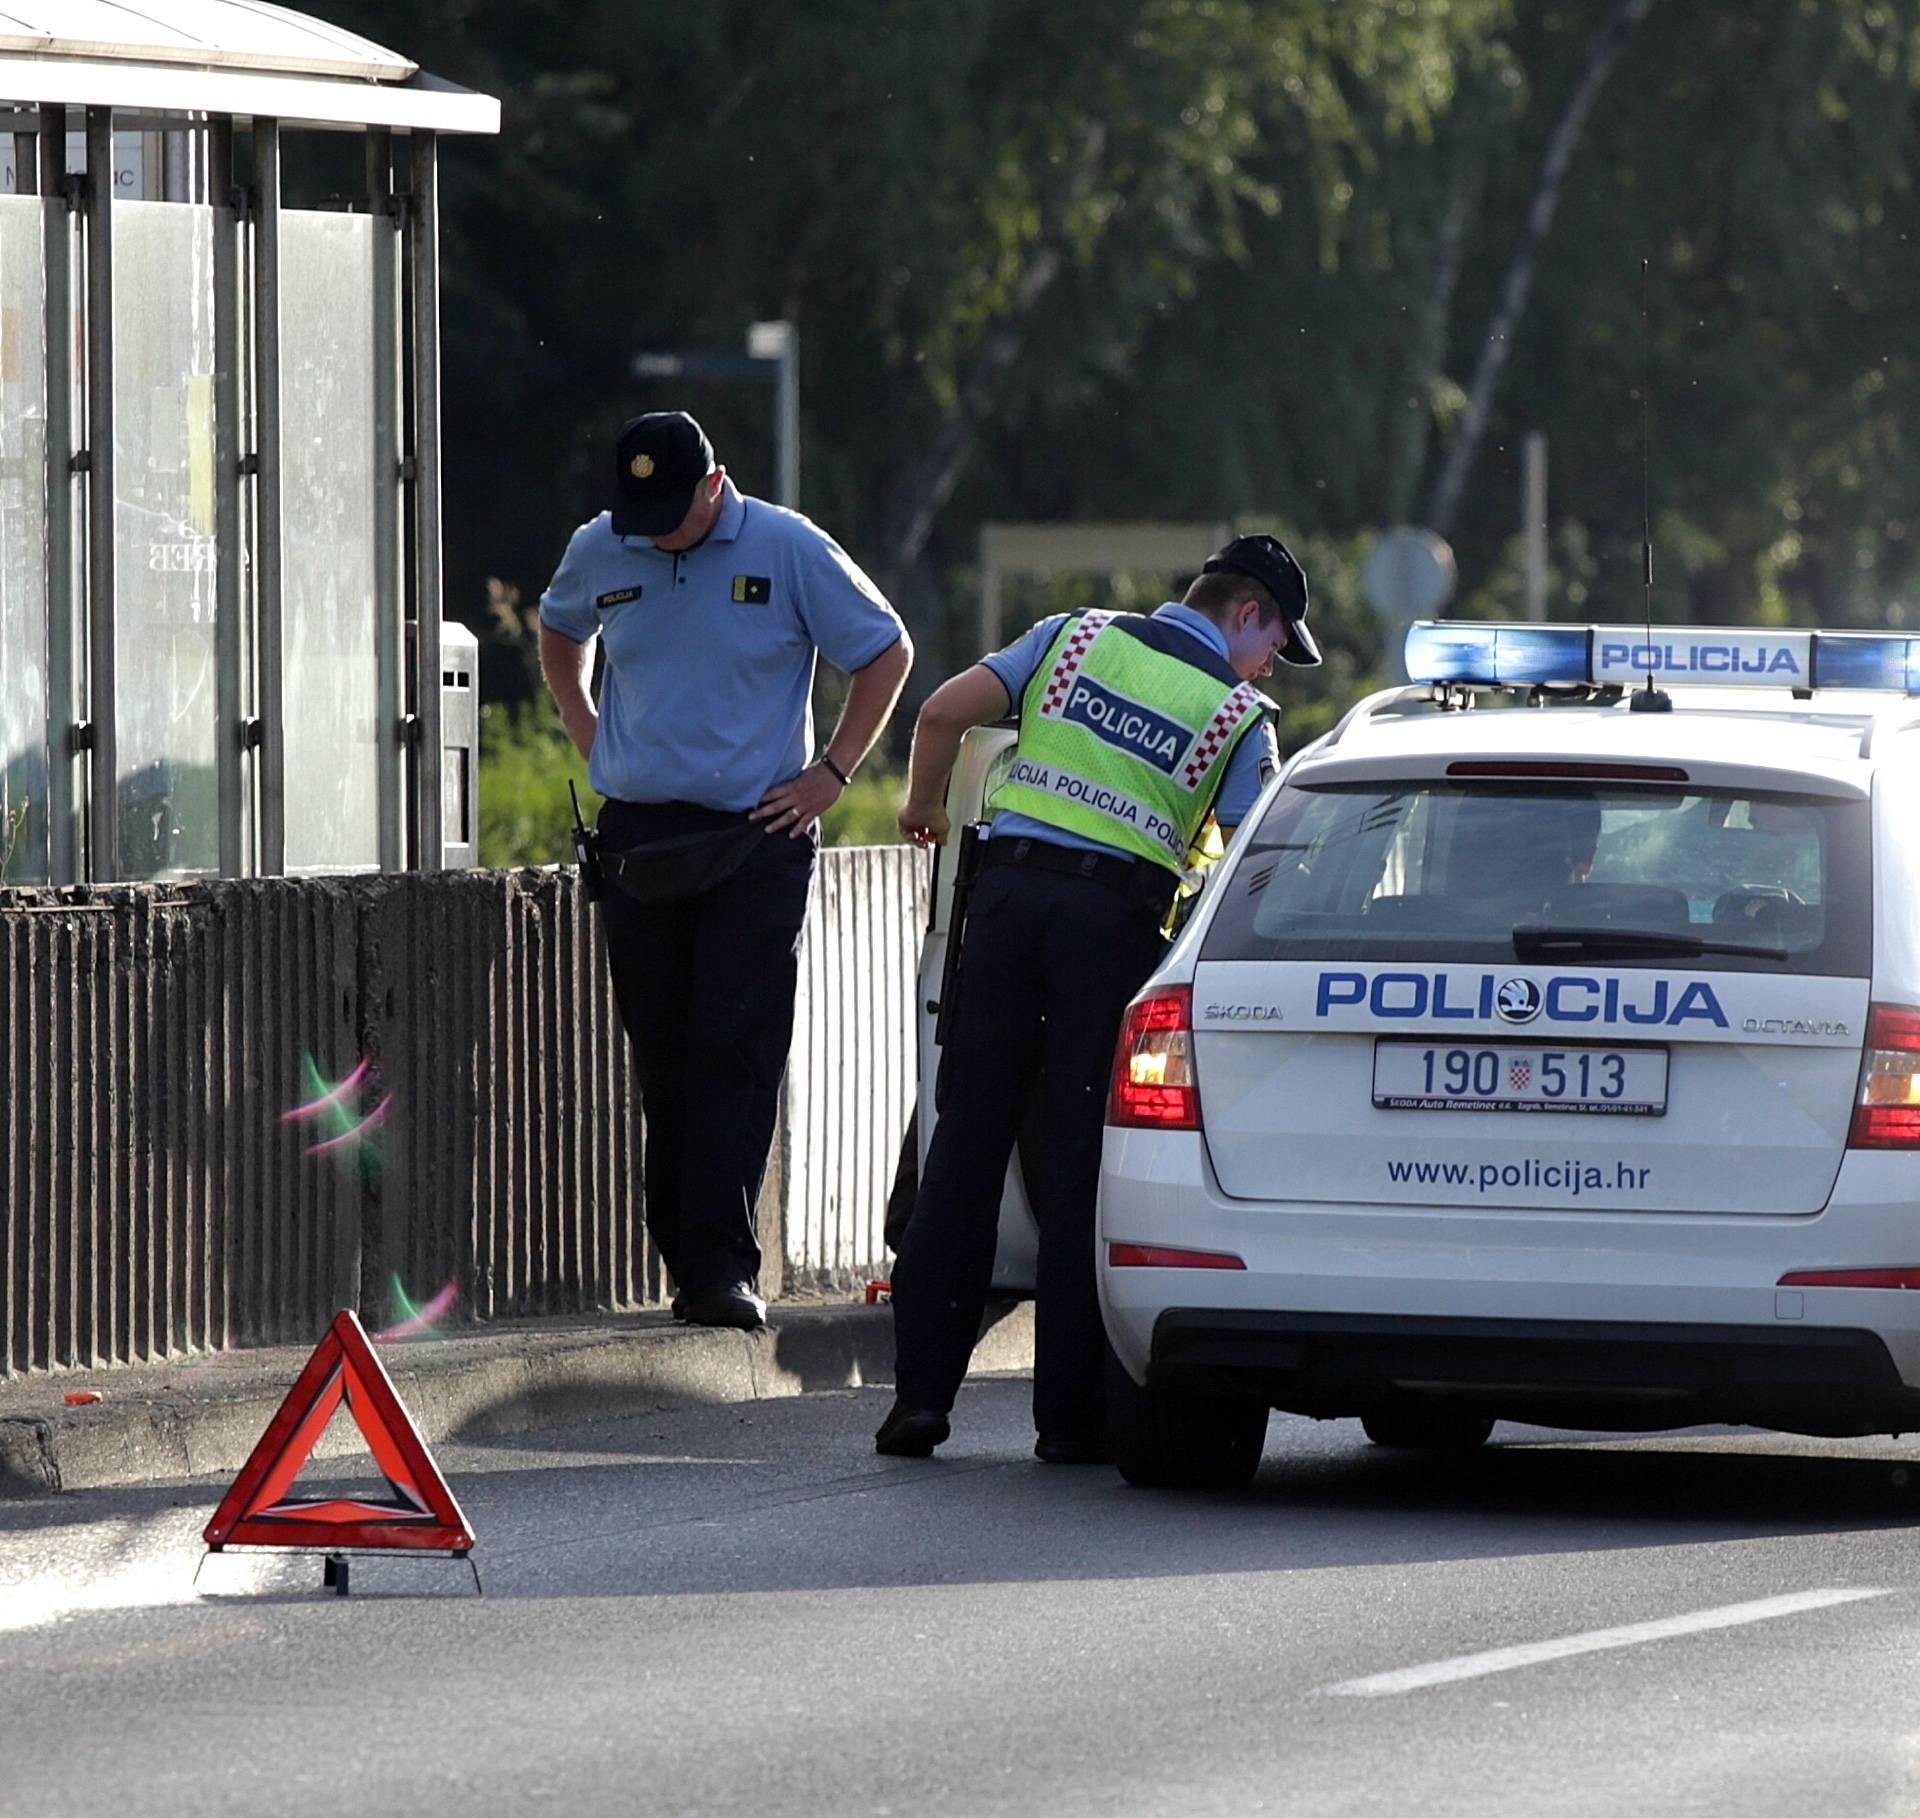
[1098,621,1920,1487]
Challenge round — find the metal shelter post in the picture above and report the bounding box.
[367,127,404,872]
[407,129,444,870]
[210,117,247,875]
[83,105,116,881]
[250,117,285,874]
[40,104,77,883]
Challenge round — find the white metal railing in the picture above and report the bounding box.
[783,844,929,1290]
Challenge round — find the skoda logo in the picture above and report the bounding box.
[1495,977,1542,1024]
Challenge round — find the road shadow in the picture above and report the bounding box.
[422,1392,1920,1600]
[15,1385,1920,1610]
[1217,1422,1920,1531]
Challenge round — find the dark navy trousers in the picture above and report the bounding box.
[599,801,816,1296]
[891,862,1167,1440]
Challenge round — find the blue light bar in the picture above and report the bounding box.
[1406,621,1920,696]
[1404,622,1589,686]
[1811,634,1920,693]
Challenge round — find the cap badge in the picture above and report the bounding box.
[630,454,655,480]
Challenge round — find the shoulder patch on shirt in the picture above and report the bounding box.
[732,575,772,605]
[595,585,643,610]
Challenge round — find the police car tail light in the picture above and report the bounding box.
[1108,986,1201,1130]
[1848,1005,1920,1149]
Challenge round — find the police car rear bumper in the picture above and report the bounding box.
[1096,1137,1920,1430]
[1137,1308,1920,1437]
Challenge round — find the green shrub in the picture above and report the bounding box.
[479,701,905,864]
[477,702,598,870]
[820,764,907,847]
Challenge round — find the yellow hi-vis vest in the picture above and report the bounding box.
[986,610,1268,875]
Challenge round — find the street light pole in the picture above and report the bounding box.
[632,318,799,510]
[747,320,798,511]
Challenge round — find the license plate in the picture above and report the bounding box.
[1372,1040,1668,1115]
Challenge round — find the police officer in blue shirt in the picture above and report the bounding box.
[540,412,912,1331]
[878,536,1315,1459]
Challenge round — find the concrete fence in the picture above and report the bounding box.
[0,847,928,1377]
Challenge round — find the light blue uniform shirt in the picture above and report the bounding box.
[540,481,904,810]
[980,603,1280,857]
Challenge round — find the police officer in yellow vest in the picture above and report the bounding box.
[880,535,1317,1461]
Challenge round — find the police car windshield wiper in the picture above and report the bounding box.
[1511,925,1790,963]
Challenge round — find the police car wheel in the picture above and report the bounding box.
[1106,1349,1267,1491]
[1359,1409,1494,1451]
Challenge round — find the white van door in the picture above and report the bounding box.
[904,725,1039,1292]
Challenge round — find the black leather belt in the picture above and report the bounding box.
[977,836,1175,926]
[978,834,1136,889]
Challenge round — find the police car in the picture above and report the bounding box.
[1096,621,1920,1488]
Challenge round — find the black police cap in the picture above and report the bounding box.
[1202,533,1319,667]
[611,411,716,539]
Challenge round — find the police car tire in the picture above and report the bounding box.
[1359,1409,1494,1451]
[1106,1349,1268,1491]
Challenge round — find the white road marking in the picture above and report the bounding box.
[1319,1587,1891,1697]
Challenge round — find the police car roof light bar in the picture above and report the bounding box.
[1404,622,1920,698]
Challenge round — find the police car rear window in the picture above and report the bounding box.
[1204,782,1870,977]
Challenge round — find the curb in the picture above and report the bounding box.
[0,1300,1034,1497]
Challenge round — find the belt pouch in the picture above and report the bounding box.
[605,822,767,904]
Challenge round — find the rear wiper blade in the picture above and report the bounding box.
[1512,924,1790,963]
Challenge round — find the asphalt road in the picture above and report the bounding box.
[6,1376,1920,1818]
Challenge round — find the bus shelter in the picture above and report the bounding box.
[0,1,498,883]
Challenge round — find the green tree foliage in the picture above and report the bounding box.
[339,0,1920,798]
[323,0,1496,654]
[1493,0,1920,630]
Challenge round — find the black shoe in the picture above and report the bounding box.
[677,1282,767,1331]
[1034,1432,1112,1465]
[874,1397,950,1458]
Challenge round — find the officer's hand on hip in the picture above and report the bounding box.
[898,801,950,849]
[752,762,844,838]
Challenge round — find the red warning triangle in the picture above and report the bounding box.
[203,1310,474,1554]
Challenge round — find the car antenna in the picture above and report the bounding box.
[1630,256,1671,713]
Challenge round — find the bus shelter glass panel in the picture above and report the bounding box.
[0,197,49,884]
[282,210,381,873]
[113,201,220,880]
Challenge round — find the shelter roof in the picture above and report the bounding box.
[0,1,412,82]
[0,1,497,134]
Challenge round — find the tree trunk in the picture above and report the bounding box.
[876,123,1107,605]
[1425,0,1660,539]
[874,242,1066,603]
[1386,153,1477,525]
